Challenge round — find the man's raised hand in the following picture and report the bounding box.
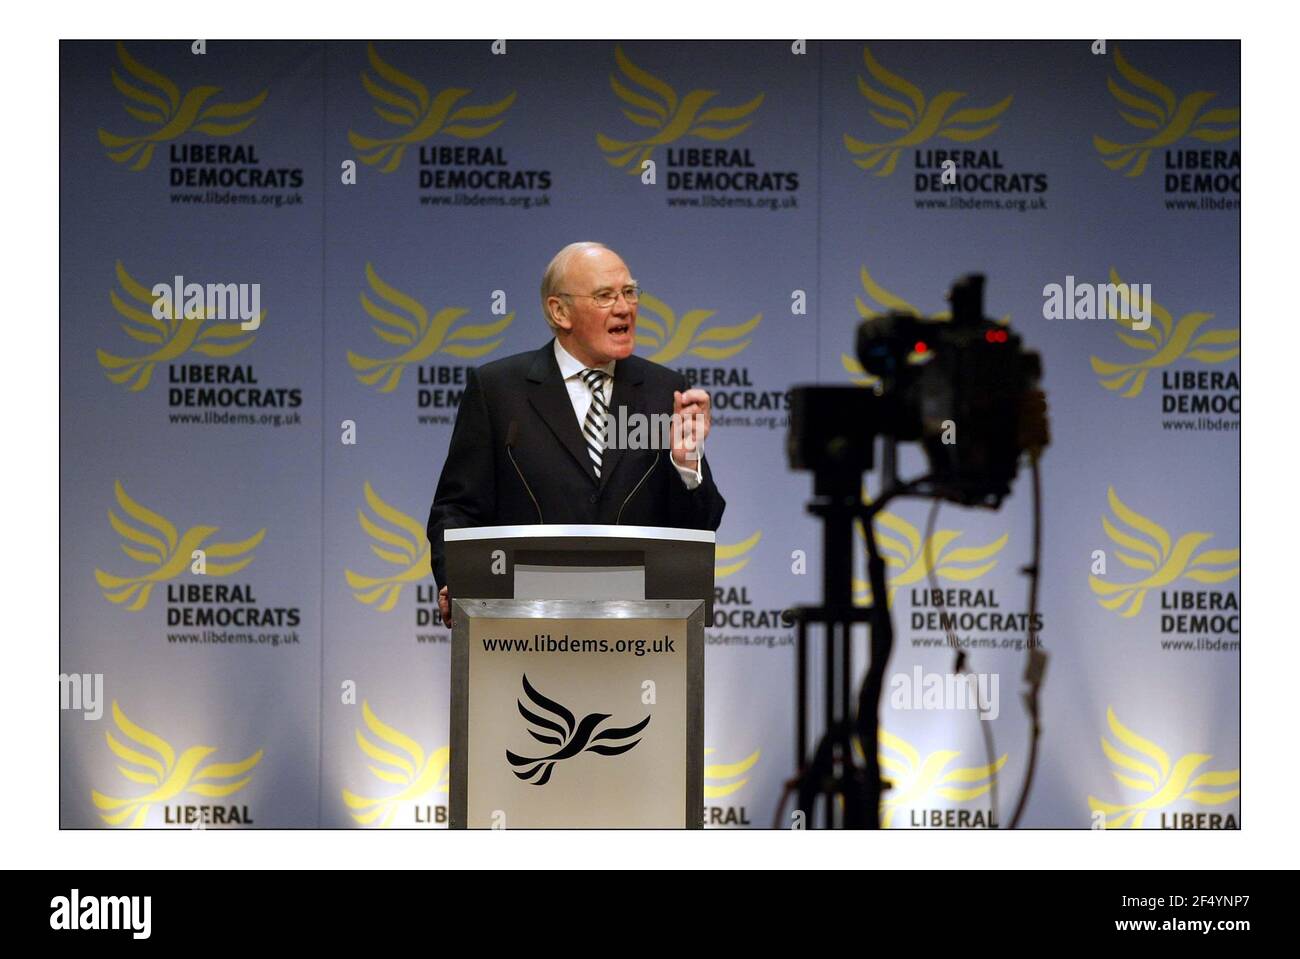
[672,388,712,468]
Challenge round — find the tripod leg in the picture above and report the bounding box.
[796,613,806,778]
[857,537,893,829]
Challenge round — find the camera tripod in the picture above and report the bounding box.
[781,439,906,829]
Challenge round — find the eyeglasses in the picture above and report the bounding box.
[556,285,641,308]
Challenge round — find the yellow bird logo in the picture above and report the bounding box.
[344,482,431,612]
[1089,270,1239,398]
[1093,47,1239,177]
[597,45,764,174]
[715,531,761,579]
[347,263,513,392]
[633,291,759,363]
[94,481,264,611]
[98,41,267,171]
[1088,708,1239,828]
[853,493,1008,608]
[96,261,260,393]
[863,731,1006,828]
[91,701,263,828]
[703,748,760,799]
[1089,486,1238,618]
[342,702,450,828]
[348,42,516,173]
[843,47,1012,177]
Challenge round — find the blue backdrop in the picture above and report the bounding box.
[60,39,1240,829]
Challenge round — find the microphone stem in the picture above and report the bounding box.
[507,444,543,524]
[617,453,661,524]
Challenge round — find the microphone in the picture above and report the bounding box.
[617,451,661,524]
[506,420,544,524]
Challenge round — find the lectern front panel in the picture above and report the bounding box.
[450,599,704,828]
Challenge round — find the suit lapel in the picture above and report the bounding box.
[527,341,598,486]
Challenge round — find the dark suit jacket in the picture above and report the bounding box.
[426,339,726,589]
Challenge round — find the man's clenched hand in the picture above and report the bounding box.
[672,388,711,469]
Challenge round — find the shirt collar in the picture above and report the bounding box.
[553,337,615,381]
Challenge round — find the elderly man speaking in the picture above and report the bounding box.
[426,241,726,628]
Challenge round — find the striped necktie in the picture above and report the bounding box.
[580,367,610,479]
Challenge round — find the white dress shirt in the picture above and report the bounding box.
[552,337,702,489]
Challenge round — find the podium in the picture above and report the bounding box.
[445,525,714,828]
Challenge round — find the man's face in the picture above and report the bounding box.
[550,249,637,367]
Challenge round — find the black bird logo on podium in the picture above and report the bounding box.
[507,675,651,786]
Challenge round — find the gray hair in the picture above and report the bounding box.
[540,241,609,330]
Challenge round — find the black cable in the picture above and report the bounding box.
[1007,456,1045,829]
[854,507,894,828]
